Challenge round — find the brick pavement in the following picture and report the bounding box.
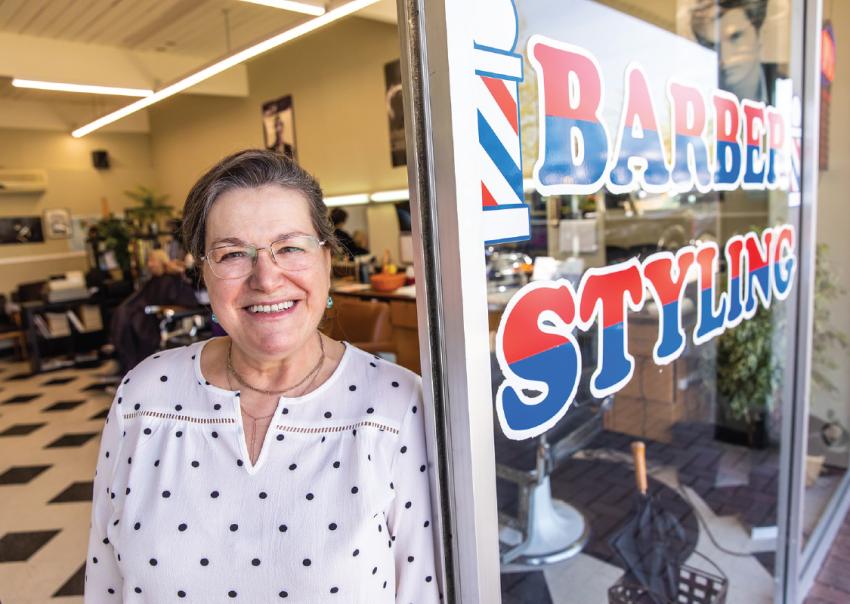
[804,508,850,604]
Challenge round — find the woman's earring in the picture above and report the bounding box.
[211,313,219,324]
[326,296,334,309]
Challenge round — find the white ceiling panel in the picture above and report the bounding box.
[0,0,313,58]
[0,0,399,131]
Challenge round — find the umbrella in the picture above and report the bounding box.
[610,442,690,604]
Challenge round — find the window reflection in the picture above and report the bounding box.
[489,1,798,602]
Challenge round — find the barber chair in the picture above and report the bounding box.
[321,297,395,357]
[143,305,211,349]
[494,359,612,572]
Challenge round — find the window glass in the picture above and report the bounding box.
[803,2,849,550]
[487,1,801,602]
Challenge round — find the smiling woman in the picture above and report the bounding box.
[84,149,440,603]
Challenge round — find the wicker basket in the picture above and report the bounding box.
[608,563,728,604]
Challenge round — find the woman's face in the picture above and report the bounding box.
[203,184,330,362]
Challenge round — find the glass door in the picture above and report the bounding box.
[397,0,823,601]
[797,0,850,594]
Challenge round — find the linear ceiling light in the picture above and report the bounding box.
[240,0,326,16]
[12,78,153,97]
[324,193,370,207]
[72,0,378,138]
[370,189,409,202]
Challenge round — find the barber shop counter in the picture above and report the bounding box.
[328,282,420,373]
[329,281,521,375]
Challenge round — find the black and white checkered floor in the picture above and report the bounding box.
[0,358,114,604]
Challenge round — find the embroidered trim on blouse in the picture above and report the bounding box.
[123,410,236,424]
[275,420,399,435]
[122,412,399,435]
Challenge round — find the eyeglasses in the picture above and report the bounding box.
[202,235,327,280]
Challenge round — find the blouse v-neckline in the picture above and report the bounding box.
[194,337,352,474]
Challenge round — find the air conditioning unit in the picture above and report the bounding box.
[0,169,47,194]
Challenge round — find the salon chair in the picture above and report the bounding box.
[143,305,212,349]
[321,297,395,357]
[493,358,613,572]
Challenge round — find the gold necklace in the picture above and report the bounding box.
[226,333,325,396]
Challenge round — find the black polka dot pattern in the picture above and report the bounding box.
[84,343,439,602]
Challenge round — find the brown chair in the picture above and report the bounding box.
[322,297,395,356]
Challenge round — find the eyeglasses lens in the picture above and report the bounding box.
[208,236,321,279]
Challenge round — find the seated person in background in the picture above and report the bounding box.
[330,208,369,259]
[109,249,199,374]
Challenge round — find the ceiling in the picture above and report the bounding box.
[0,0,398,131]
[0,0,396,57]
[1,0,306,57]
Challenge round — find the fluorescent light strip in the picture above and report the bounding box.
[72,0,378,138]
[240,0,326,16]
[370,189,409,202]
[12,78,153,97]
[325,194,370,207]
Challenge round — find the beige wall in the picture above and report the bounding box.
[367,204,400,264]
[0,130,158,294]
[0,16,407,295]
[813,0,850,422]
[149,17,407,209]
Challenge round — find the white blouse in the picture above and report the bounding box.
[85,339,441,603]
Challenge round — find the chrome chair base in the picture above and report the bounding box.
[500,475,589,572]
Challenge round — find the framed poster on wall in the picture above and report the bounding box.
[262,95,297,159]
[0,216,44,244]
[44,208,72,239]
[384,59,406,167]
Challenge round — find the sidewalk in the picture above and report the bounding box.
[804,508,850,603]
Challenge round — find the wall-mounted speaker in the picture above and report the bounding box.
[92,150,110,170]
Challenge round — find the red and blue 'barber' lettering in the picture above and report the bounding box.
[713,92,743,188]
[496,282,581,437]
[743,101,767,187]
[609,66,669,190]
[578,262,644,397]
[766,108,787,188]
[530,40,609,191]
[669,83,711,191]
[642,251,696,363]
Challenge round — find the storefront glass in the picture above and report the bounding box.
[399,0,818,601]
[486,2,802,602]
[802,0,850,552]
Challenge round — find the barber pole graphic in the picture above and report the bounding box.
[473,0,530,244]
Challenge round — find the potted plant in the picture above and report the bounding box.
[89,216,133,280]
[124,185,173,234]
[715,304,781,448]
